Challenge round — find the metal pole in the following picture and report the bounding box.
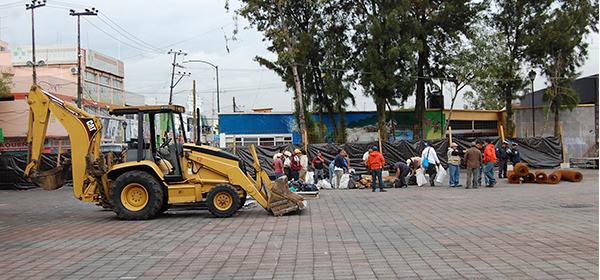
[168,50,177,105]
[77,14,81,108]
[531,79,535,137]
[193,80,196,143]
[216,65,220,113]
[70,8,97,108]
[26,0,46,85]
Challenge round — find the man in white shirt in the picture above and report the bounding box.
[421,142,441,186]
[362,148,372,174]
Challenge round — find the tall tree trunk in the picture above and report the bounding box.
[415,48,427,140]
[318,107,325,143]
[326,107,339,143]
[376,95,388,140]
[386,101,396,140]
[277,0,307,144]
[554,105,561,137]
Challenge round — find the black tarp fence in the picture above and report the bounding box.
[1,136,563,189]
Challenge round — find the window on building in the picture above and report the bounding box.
[99,86,112,103]
[84,71,97,82]
[99,75,110,86]
[113,80,122,89]
[85,81,98,101]
[113,90,123,105]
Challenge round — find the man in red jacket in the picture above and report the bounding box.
[483,139,497,187]
[367,146,386,192]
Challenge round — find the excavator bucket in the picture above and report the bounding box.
[269,176,307,216]
[246,145,306,216]
[28,159,72,190]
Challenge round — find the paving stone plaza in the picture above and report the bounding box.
[0,168,597,279]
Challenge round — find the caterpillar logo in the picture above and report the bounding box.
[79,118,99,140]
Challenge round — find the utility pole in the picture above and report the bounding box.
[70,7,98,109]
[168,50,187,105]
[193,80,196,143]
[233,97,236,112]
[26,0,46,85]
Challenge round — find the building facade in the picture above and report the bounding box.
[0,41,126,154]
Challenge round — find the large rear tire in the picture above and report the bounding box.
[110,170,164,220]
[206,184,239,218]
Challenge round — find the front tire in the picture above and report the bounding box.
[110,170,164,220]
[206,184,239,218]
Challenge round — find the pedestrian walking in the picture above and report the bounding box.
[394,161,410,188]
[273,153,284,179]
[299,149,308,183]
[367,146,386,192]
[508,142,521,165]
[476,142,487,186]
[421,142,441,186]
[333,149,349,189]
[496,140,509,178]
[283,151,292,181]
[447,142,465,188]
[464,142,482,189]
[483,139,497,187]
[291,149,302,181]
[362,148,372,175]
[312,151,325,183]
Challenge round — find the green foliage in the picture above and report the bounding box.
[233,0,355,143]
[526,0,598,135]
[0,69,14,97]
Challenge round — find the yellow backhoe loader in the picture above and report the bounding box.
[24,85,306,219]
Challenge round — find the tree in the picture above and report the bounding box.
[0,69,14,96]
[352,0,416,140]
[408,0,484,139]
[489,0,554,137]
[232,0,355,143]
[526,0,598,136]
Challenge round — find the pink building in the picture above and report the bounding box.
[0,40,126,154]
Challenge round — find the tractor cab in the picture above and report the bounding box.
[110,105,187,181]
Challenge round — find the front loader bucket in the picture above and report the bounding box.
[28,159,72,190]
[269,176,307,216]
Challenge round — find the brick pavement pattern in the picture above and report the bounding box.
[0,168,597,279]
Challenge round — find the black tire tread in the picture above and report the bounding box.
[206,184,239,218]
[109,170,163,220]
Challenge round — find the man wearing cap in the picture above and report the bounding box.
[272,153,284,179]
[447,142,465,188]
[291,149,302,181]
[421,142,441,186]
[367,146,386,192]
[283,151,292,181]
[496,141,510,178]
[312,151,325,183]
[464,142,482,189]
[508,142,521,165]
[483,139,497,187]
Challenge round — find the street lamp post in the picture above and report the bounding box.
[183,60,220,113]
[70,8,98,109]
[529,70,536,137]
[25,0,46,85]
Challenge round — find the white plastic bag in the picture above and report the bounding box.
[337,174,350,189]
[416,169,427,187]
[306,171,315,184]
[436,166,447,185]
[317,180,332,189]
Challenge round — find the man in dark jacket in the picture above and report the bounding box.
[508,142,521,164]
[464,142,483,189]
[496,140,509,178]
[394,161,410,188]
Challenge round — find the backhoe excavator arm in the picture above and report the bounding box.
[25,85,106,202]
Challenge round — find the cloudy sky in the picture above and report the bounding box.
[1,0,598,118]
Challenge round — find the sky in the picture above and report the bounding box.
[1,0,598,120]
